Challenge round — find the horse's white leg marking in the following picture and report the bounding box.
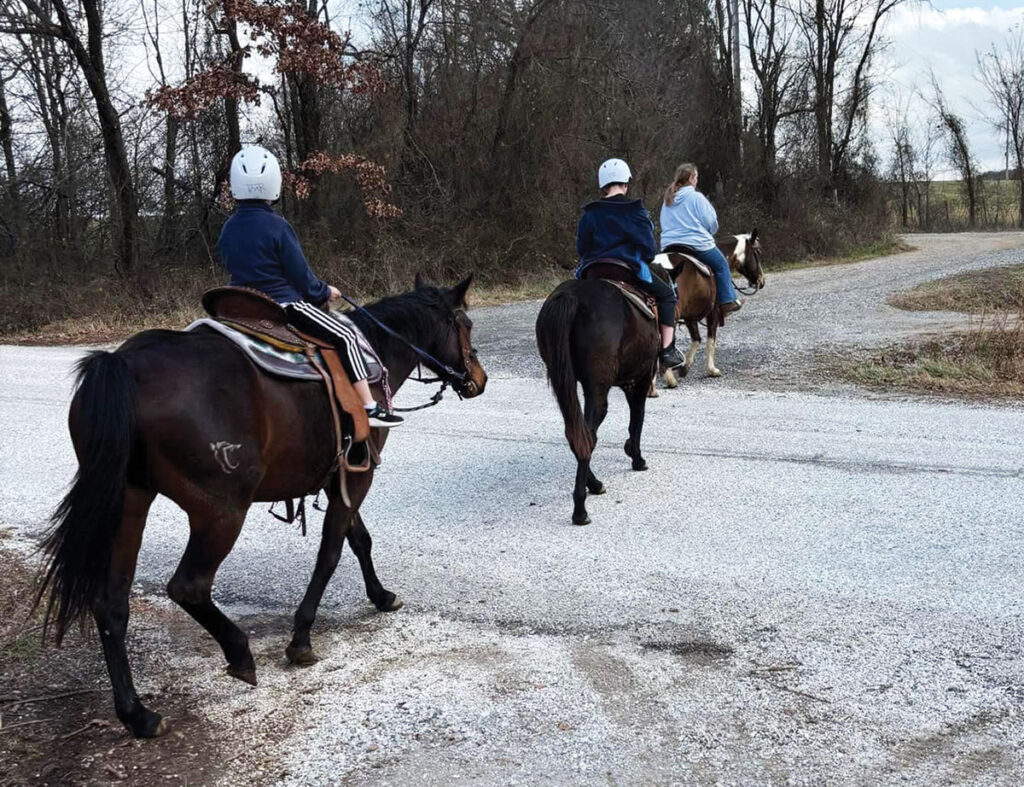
[707,338,722,377]
[663,367,678,389]
[685,340,701,368]
[648,373,660,397]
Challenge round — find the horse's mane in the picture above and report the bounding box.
[349,286,451,357]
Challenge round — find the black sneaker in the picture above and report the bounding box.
[659,345,686,371]
[366,404,404,428]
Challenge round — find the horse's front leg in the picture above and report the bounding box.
[286,491,354,665]
[347,512,403,612]
[684,320,702,371]
[706,312,722,377]
[622,379,650,471]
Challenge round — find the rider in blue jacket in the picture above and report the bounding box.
[575,158,686,371]
[218,145,403,428]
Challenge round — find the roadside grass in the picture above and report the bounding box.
[889,263,1024,312]
[837,270,1024,398]
[2,234,910,345]
[768,236,913,273]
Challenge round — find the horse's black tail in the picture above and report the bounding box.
[536,286,594,460]
[37,350,136,644]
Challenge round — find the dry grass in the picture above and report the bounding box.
[769,236,913,273]
[889,263,1024,313]
[839,270,1024,398]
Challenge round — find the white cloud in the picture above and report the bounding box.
[874,4,1024,174]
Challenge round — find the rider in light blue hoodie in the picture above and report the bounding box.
[659,162,743,313]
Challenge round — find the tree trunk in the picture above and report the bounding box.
[158,115,180,248]
[36,0,139,272]
[0,75,20,220]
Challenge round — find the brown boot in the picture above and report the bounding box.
[721,298,745,315]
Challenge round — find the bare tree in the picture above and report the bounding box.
[1,0,140,271]
[929,72,977,228]
[977,27,1024,227]
[743,0,802,199]
[794,0,910,193]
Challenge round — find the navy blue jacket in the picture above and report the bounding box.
[218,202,330,306]
[574,195,656,282]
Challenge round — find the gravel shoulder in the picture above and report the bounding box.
[1,232,1024,785]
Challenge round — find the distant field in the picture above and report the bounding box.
[889,179,1022,230]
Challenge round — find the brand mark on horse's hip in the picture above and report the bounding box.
[210,441,242,473]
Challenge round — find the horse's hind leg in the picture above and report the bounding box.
[167,502,254,684]
[622,380,650,471]
[287,494,353,665]
[94,486,167,738]
[348,513,403,613]
[573,386,609,524]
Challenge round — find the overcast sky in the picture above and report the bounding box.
[875,1,1024,175]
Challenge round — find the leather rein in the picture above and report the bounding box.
[337,293,473,412]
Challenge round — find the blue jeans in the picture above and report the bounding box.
[665,244,737,305]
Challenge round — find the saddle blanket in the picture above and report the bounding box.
[187,315,383,384]
[652,252,712,278]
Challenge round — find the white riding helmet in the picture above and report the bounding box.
[230,145,282,202]
[598,158,632,189]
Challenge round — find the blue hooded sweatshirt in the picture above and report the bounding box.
[574,195,655,282]
[218,202,330,306]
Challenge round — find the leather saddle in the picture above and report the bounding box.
[579,259,657,321]
[200,286,376,488]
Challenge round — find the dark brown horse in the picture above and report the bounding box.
[37,276,487,738]
[654,230,764,384]
[536,277,659,525]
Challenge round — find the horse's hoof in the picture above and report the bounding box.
[664,370,678,388]
[285,645,317,667]
[707,368,722,378]
[128,708,168,739]
[572,515,592,526]
[632,459,648,471]
[373,592,404,612]
[589,483,606,495]
[648,388,659,398]
[226,664,259,685]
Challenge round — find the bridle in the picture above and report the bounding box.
[733,243,763,297]
[338,293,476,411]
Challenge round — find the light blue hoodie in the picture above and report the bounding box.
[659,186,718,251]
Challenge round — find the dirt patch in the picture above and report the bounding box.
[890,263,1024,313]
[0,543,236,786]
[640,639,734,665]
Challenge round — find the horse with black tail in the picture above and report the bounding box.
[37,275,487,738]
[536,277,659,525]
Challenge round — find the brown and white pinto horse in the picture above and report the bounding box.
[653,230,764,385]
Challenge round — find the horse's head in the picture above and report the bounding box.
[729,229,765,290]
[413,273,488,398]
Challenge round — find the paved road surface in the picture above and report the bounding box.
[1,233,1023,784]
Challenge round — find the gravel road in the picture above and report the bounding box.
[2,233,1023,785]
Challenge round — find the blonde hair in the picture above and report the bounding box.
[663,163,697,206]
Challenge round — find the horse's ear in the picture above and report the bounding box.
[750,228,758,242]
[448,274,473,308]
[414,272,429,289]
